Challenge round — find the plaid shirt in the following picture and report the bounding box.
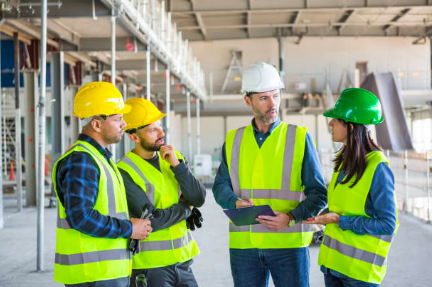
[55,134,132,238]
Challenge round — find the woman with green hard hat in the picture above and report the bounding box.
[303,88,398,286]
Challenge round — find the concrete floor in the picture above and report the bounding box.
[1,191,432,287]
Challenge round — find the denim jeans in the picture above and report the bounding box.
[130,259,198,287]
[322,267,380,287]
[229,248,310,287]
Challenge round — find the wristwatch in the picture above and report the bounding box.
[287,212,296,227]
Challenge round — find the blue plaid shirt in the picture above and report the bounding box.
[55,134,132,238]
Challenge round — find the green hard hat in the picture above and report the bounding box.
[323,88,383,125]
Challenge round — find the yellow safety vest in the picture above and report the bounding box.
[117,150,199,269]
[225,123,313,249]
[52,140,131,284]
[318,151,399,284]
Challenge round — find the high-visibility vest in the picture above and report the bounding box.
[225,123,313,249]
[318,151,399,284]
[117,150,199,269]
[52,140,131,284]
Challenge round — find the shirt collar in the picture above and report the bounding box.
[251,117,281,135]
[78,134,112,160]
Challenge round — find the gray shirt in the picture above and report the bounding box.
[119,153,206,232]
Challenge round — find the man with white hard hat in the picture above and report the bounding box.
[213,62,327,287]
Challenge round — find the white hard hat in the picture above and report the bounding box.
[241,62,285,94]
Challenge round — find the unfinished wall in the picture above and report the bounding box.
[191,37,431,93]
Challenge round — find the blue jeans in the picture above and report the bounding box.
[230,248,310,287]
[322,267,379,287]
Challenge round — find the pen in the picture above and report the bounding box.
[237,197,247,202]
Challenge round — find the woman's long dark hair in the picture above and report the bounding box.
[333,119,382,188]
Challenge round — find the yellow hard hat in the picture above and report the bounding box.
[123,98,166,132]
[73,81,131,118]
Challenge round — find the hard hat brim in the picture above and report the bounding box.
[119,103,132,115]
[323,108,384,125]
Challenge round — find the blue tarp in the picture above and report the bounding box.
[1,39,70,87]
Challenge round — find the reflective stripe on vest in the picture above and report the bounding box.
[230,222,313,233]
[323,235,387,267]
[138,232,194,252]
[55,249,129,266]
[230,125,303,200]
[120,156,156,203]
[56,143,127,230]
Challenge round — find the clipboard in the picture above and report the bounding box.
[223,205,276,226]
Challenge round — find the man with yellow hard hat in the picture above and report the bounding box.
[117,98,206,287]
[53,82,152,287]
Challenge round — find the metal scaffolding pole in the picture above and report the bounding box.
[51,53,65,188]
[71,87,80,142]
[119,83,128,158]
[186,91,192,161]
[0,28,3,229]
[278,36,286,87]
[165,68,171,144]
[37,0,48,271]
[146,43,151,100]
[196,98,201,155]
[111,9,117,160]
[24,72,38,207]
[13,32,23,212]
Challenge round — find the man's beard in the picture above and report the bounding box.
[252,105,278,124]
[139,136,165,152]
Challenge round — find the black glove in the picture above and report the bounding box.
[186,207,203,231]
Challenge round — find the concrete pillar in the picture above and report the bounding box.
[118,84,128,158]
[50,52,65,172]
[165,68,171,144]
[24,71,38,206]
[14,32,23,212]
[196,98,201,155]
[278,37,286,87]
[70,87,80,142]
[146,44,151,100]
[186,91,192,161]
[111,10,117,161]
[0,30,3,229]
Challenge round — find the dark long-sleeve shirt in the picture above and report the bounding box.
[336,162,397,235]
[55,134,132,239]
[212,118,327,222]
[119,153,206,232]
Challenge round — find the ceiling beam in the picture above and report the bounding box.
[188,0,207,40]
[171,5,430,15]
[289,11,301,35]
[178,20,432,31]
[61,37,147,52]
[195,13,207,39]
[246,0,252,38]
[2,0,111,18]
[383,8,411,32]
[336,10,356,34]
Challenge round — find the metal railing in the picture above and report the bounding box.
[108,0,207,100]
[319,149,432,224]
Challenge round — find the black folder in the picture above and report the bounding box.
[223,205,276,226]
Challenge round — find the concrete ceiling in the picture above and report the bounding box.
[0,0,206,101]
[169,0,432,41]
